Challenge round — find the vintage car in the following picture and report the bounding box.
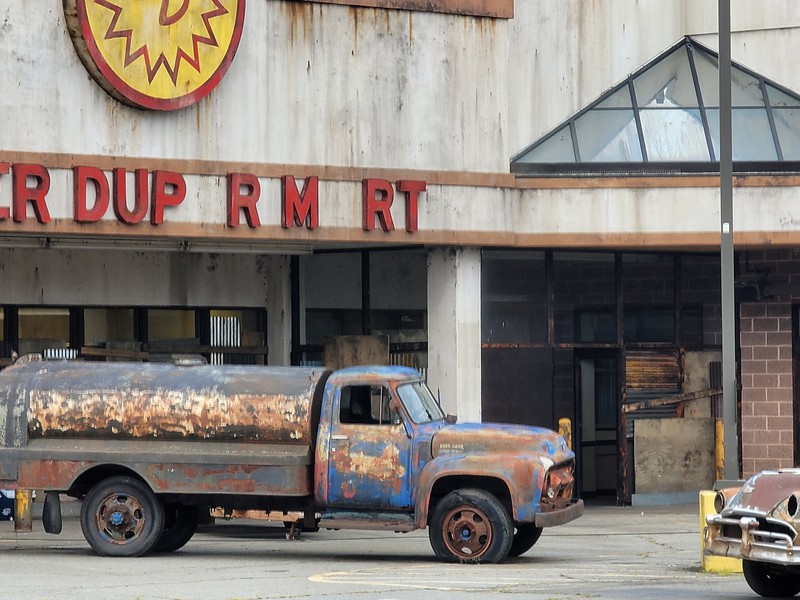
[704,468,800,597]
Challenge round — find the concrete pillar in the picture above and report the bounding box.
[426,247,482,422]
[266,255,291,366]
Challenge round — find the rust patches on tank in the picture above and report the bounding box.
[29,389,312,443]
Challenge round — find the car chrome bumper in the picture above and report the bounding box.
[705,514,800,566]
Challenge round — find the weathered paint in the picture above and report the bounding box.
[705,468,800,566]
[315,366,420,510]
[0,360,326,497]
[2,360,324,443]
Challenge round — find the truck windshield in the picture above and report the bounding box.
[397,381,446,424]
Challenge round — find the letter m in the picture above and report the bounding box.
[281,175,319,229]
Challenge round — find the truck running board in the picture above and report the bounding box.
[319,511,416,532]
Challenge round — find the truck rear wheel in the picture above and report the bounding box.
[429,488,513,563]
[154,503,198,553]
[80,476,164,557]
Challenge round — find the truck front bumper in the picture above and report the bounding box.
[534,498,584,527]
[705,514,800,566]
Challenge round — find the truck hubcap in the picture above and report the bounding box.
[95,493,146,544]
[442,506,492,559]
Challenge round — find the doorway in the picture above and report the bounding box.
[576,352,618,498]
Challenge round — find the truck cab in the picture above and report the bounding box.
[315,366,583,563]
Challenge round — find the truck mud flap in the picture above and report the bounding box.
[42,491,62,534]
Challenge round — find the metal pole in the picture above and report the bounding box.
[718,0,739,481]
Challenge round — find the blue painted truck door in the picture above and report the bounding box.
[326,384,412,509]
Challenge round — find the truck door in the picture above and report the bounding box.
[327,384,412,509]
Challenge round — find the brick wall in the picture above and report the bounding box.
[739,302,795,476]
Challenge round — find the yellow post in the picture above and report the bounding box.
[699,490,741,573]
[558,417,572,450]
[714,419,725,481]
[13,489,32,533]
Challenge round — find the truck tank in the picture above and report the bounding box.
[0,358,331,495]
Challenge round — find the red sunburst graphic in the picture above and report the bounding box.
[94,0,229,85]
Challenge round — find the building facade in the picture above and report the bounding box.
[2,1,800,503]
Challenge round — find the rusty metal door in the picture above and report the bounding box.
[620,349,683,502]
[326,384,412,509]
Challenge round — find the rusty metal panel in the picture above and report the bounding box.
[3,361,325,444]
[8,437,314,495]
[624,349,682,392]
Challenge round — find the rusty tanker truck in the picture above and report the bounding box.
[0,355,582,562]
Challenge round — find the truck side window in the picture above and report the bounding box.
[340,385,400,425]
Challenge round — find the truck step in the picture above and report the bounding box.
[319,511,416,532]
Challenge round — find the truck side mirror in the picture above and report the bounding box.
[445,414,457,425]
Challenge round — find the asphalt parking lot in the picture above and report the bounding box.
[0,502,755,600]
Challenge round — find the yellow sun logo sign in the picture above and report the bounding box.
[65,0,245,110]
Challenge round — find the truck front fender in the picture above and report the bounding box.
[414,453,544,529]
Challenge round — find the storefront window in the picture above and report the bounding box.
[210,309,266,365]
[680,255,720,346]
[623,254,675,343]
[553,252,616,344]
[482,251,547,344]
[148,309,196,342]
[18,307,72,358]
[84,308,135,346]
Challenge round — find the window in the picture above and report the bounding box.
[623,254,674,343]
[18,307,73,358]
[481,250,547,344]
[512,36,800,174]
[340,385,400,425]
[84,308,135,347]
[554,252,616,344]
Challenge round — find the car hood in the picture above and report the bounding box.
[724,468,800,518]
[431,422,573,464]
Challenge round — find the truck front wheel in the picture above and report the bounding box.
[508,524,543,557]
[429,488,513,563]
[80,476,165,557]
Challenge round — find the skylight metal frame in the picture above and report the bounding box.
[511,37,800,176]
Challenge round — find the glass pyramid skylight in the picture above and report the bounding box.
[511,37,800,175]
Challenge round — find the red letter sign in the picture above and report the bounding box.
[282,176,319,229]
[362,178,395,232]
[0,163,9,221]
[12,163,51,223]
[397,179,425,233]
[150,170,186,225]
[74,165,110,222]
[113,168,149,225]
[227,173,261,227]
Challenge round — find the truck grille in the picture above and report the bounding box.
[542,461,575,509]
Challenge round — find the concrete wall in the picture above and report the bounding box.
[0,248,270,307]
